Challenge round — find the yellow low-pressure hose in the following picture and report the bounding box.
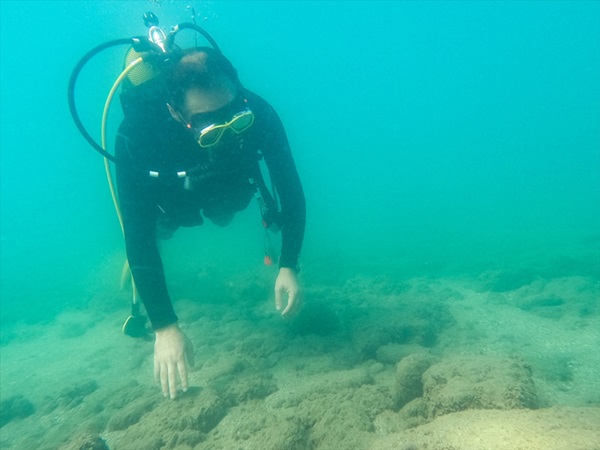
[101,56,144,233]
[101,57,144,304]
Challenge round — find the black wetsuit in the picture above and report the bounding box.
[115,90,306,330]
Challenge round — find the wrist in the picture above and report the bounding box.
[279,263,300,274]
[279,266,298,276]
[154,322,179,336]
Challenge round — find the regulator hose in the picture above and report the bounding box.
[67,38,135,162]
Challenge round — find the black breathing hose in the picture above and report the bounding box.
[68,38,134,162]
[68,21,226,163]
[175,22,222,53]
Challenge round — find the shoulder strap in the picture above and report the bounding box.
[252,152,281,232]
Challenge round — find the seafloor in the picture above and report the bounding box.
[1,239,599,450]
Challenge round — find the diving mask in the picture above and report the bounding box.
[193,108,254,148]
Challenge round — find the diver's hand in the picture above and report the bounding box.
[153,324,195,399]
[275,267,302,317]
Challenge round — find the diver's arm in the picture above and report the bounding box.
[115,123,191,400]
[260,102,306,272]
[254,97,306,316]
[115,130,179,330]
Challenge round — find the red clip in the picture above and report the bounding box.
[264,255,273,266]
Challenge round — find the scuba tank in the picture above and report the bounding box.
[68,11,231,162]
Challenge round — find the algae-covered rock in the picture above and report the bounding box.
[0,394,36,427]
[104,388,227,449]
[58,379,99,409]
[370,407,600,450]
[393,353,436,410]
[422,356,538,417]
[211,372,278,406]
[107,397,157,431]
[209,403,313,449]
[189,389,227,432]
[353,321,435,358]
[397,397,429,429]
[59,433,109,450]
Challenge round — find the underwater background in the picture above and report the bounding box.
[1,1,599,449]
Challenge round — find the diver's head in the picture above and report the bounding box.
[166,47,239,119]
[166,47,252,148]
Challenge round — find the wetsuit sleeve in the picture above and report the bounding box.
[115,125,178,330]
[260,103,306,270]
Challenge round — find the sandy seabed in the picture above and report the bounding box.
[1,250,599,450]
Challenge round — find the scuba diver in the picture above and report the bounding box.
[69,12,306,399]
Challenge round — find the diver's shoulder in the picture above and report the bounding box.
[244,90,275,112]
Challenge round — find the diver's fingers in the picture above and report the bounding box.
[159,363,169,398]
[282,287,298,316]
[168,362,177,399]
[178,360,189,393]
[275,286,283,312]
[154,357,160,382]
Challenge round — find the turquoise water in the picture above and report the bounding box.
[1,1,599,320]
[1,1,599,449]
